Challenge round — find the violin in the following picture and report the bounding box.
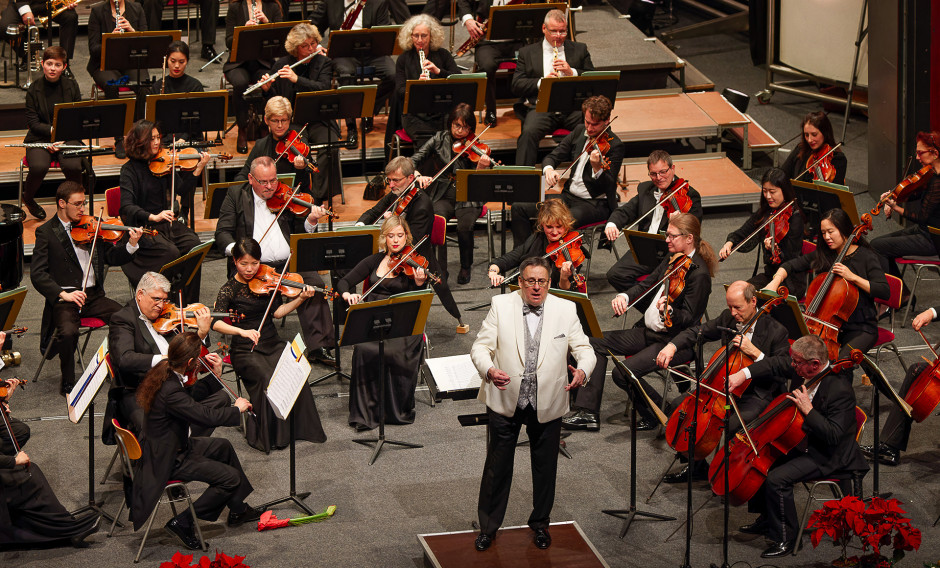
[247,264,339,299]
[802,213,873,360]
[70,215,157,244]
[0,377,25,399]
[766,206,792,265]
[452,138,501,165]
[589,133,612,170]
[265,182,338,219]
[807,144,837,182]
[870,165,935,217]
[389,245,442,284]
[2,326,27,337]
[545,230,586,292]
[275,130,319,172]
[393,184,420,217]
[665,289,788,460]
[152,303,244,334]
[149,147,233,176]
[660,178,693,218]
[0,377,28,473]
[661,253,694,328]
[709,349,864,506]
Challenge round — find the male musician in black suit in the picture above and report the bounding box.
[728,335,868,558]
[0,0,77,72]
[138,0,219,60]
[30,182,142,396]
[310,0,395,148]
[510,95,624,246]
[216,156,337,366]
[603,150,704,293]
[511,9,593,166]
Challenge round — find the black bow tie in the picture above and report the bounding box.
[523,303,542,317]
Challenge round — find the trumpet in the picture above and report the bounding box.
[22,24,41,89]
[418,49,429,80]
[36,0,85,26]
[243,51,316,95]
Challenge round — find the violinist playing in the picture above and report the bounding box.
[215,157,336,367]
[603,150,703,293]
[871,131,940,309]
[719,168,807,298]
[488,199,586,293]
[337,216,429,431]
[411,103,488,285]
[726,336,867,558]
[0,368,102,547]
[511,96,625,248]
[211,238,327,453]
[30,182,141,396]
[119,120,210,304]
[763,208,888,358]
[780,111,847,185]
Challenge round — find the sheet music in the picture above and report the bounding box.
[267,334,311,420]
[68,339,110,423]
[425,354,482,392]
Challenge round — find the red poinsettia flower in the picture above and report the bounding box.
[160,551,195,568]
[257,510,290,531]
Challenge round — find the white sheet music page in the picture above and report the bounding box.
[267,334,311,420]
[425,354,482,391]
[68,338,111,423]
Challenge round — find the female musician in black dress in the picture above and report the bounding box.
[118,119,209,303]
[337,216,428,431]
[86,0,148,102]
[763,208,888,356]
[487,199,585,292]
[211,238,327,453]
[719,167,807,297]
[22,46,83,220]
[780,111,847,185]
[413,103,489,285]
[395,14,461,147]
[153,41,205,96]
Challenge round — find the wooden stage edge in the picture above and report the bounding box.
[417,521,610,568]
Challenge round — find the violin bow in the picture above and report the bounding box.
[795,142,843,181]
[623,179,691,234]
[78,208,105,314]
[258,182,303,245]
[198,347,257,417]
[606,350,669,426]
[359,235,430,301]
[252,252,291,353]
[612,254,693,318]
[178,291,184,334]
[496,232,583,287]
[170,135,177,217]
[547,116,618,190]
[719,199,797,262]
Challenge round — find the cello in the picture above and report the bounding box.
[802,214,873,361]
[709,349,864,506]
[903,329,940,423]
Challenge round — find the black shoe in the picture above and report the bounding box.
[354,423,372,432]
[164,516,202,550]
[761,540,794,558]
[474,532,493,551]
[236,130,248,154]
[562,409,600,431]
[114,138,126,160]
[662,464,708,484]
[61,381,75,397]
[227,504,264,527]
[70,516,101,547]
[24,199,46,220]
[484,110,497,126]
[533,528,551,549]
[308,347,337,368]
[457,267,472,285]
[201,44,218,61]
[738,516,768,535]
[362,116,373,133]
[634,418,656,431]
[345,129,359,149]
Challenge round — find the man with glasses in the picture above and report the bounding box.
[30,182,142,396]
[603,150,703,293]
[471,256,595,552]
[217,156,337,366]
[511,9,594,167]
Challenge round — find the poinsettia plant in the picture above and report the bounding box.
[808,496,921,566]
[160,550,250,568]
[807,495,866,564]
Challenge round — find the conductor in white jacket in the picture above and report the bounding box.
[470,256,596,552]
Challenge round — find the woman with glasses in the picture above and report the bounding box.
[337,215,429,431]
[394,15,461,148]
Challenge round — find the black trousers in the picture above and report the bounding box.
[0,4,77,61]
[477,405,561,536]
[881,361,925,452]
[402,114,443,150]
[90,68,149,112]
[750,452,823,544]
[432,200,482,272]
[122,221,202,304]
[23,147,83,205]
[172,437,253,523]
[607,254,655,294]
[474,41,524,113]
[333,55,395,124]
[267,260,336,350]
[511,193,610,248]
[49,287,122,386]
[515,110,582,167]
[871,225,937,282]
[138,0,217,44]
[224,63,267,135]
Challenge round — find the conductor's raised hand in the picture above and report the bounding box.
[486,367,510,390]
[566,365,585,390]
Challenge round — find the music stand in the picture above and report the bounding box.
[53,100,134,203]
[340,290,432,465]
[230,21,299,64]
[145,90,229,140]
[754,288,810,341]
[0,286,27,335]
[101,31,180,100]
[623,230,669,267]
[294,86,378,210]
[535,72,621,114]
[457,168,542,310]
[486,3,566,42]
[792,179,857,240]
[403,75,486,118]
[203,181,244,220]
[159,240,214,296]
[290,228,380,385]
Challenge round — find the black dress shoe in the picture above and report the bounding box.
[24,199,46,220]
[63,67,75,80]
[662,463,708,484]
[484,110,497,126]
[457,266,472,285]
[227,504,264,527]
[165,516,202,550]
[761,540,794,558]
[562,409,600,431]
[738,516,768,535]
[201,44,218,61]
[61,382,75,397]
[533,528,551,549]
[70,515,101,547]
[362,116,374,133]
[474,532,493,551]
[634,418,656,431]
[860,443,899,466]
[345,129,359,149]
[308,347,337,368]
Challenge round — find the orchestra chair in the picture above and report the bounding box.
[105,186,122,217]
[18,155,61,210]
[897,255,940,327]
[793,406,867,555]
[31,317,107,382]
[870,274,907,371]
[106,418,208,562]
[390,129,414,158]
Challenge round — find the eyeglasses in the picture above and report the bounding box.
[250,175,279,188]
[67,200,87,208]
[147,295,168,305]
[545,27,567,36]
[387,176,407,184]
[411,32,429,39]
[916,149,936,157]
[268,117,290,125]
[452,122,470,131]
[664,232,689,241]
[649,167,673,179]
[521,278,549,287]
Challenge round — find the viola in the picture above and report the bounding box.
[807,144,837,182]
[152,303,244,334]
[149,147,233,176]
[265,182,338,219]
[870,165,935,217]
[660,178,693,218]
[545,230,586,292]
[709,350,863,506]
[452,138,501,165]
[665,289,788,460]
[70,215,157,244]
[765,207,792,265]
[802,213,873,360]
[661,253,694,328]
[275,130,319,172]
[389,245,442,284]
[247,264,339,299]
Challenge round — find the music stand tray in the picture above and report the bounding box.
[486,3,567,42]
[159,240,214,292]
[792,178,858,237]
[0,286,27,334]
[295,86,378,124]
[101,30,181,71]
[145,90,229,137]
[203,181,244,220]
[403,75,486,116]
[340,290,432,465]
[326,27,402,60]
[230,21,302,63]
[623,230,668,267]
[535,72,621,114]
[755,287,809,341]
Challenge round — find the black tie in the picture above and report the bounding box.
[523,304,542,317]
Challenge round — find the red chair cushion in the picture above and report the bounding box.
[22,157,60,168]
[497,61,517,71]
[395,129,413,144]
[873,327,895,348]
[105,187,122,218]
[897,257,940,265]
[431,215,446,246]
[223,355,232,365]
[551,129,571,137]
[480,204,488,217]
[79,318,106,329]
[577,221,605,230]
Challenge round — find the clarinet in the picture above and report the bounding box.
[418,49,430,80]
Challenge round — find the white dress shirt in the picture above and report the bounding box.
[137,301,170,366]
[224,192,318,258]
[343,0,364,30]
[60,217,139,289]
[618,248,696,333]
[549,139,602,200]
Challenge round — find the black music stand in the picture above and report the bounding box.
[295,86,377,209]
[101,31,180,103]
[229,21,296,65]
[402,75,485,118]
[203,181,244,221]
[486,3,566,42]
[146,90,229,141]
[535,72,620,115]
[290,228,380,385]
[457,168,542,310]
[624,230,669,267]
[53,100,134,203]
[792,179,856,240]
[159,240,214,299]
[340,291,432,465]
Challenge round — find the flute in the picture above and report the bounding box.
[243,52,316,95]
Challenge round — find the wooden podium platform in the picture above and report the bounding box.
[418,521,609,568]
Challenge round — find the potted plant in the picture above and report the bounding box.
[807,495,865,567]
